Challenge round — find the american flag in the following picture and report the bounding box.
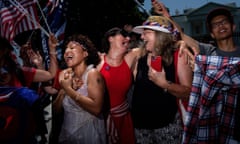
[41,0,68,67]
[0,87,39,108]
[0,0,40,41]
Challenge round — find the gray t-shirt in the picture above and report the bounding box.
[199,42,240,57]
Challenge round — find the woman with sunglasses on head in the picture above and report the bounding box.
[97,27,144,144]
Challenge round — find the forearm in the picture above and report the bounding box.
[165,16,199,51]
[48,50,58,78]
[153,77,191,99]
[181,33,199,51]
[152,1,200,52]
[162,81,191,99]
[47,33,59,78]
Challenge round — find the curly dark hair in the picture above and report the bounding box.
[64,34,101,67]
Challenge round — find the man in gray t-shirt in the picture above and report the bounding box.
[185,8,239,58]
[198,42,240,57]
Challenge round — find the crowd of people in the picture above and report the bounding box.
[0,0,240,144]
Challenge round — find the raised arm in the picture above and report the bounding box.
[152,0,200,56]
[33,33,58,82]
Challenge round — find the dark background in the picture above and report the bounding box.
[15,0,149,50]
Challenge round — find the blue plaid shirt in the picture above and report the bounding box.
[182,55,240,144]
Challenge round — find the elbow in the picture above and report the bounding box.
[50,71,57,79]
[89,103,103,116]
[181,87,191,100]
[47,72,57,81]
[91,108,102,116]
[175,86,191,99]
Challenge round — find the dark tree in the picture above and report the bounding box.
[65,0,148,49]
[15,0,149,53]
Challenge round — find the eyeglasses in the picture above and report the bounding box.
[142,30,155,36]
[211,19,230,29]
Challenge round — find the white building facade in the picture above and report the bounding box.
[172,2,240,44]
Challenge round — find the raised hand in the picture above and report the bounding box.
[152,0,170,18]
[30,50,44,68]
[48,33,58,51]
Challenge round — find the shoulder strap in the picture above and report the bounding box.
[173,49,179,83]
[174,49,188,126]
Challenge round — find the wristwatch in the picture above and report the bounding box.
[164,81,172,93]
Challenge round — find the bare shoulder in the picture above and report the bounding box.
[88,68,103,79]
[88,68,100,75]
[58,68,72,80]
[129,47,142,54]
[96,53,105,71]
[87,68,105,84]
[177,52,192,75]
[126,47,142,59]
[177,52,188,67]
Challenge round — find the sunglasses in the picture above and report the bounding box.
[120,30,130,38]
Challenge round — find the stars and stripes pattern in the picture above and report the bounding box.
[41,0,68,67]
[0,0,39,41]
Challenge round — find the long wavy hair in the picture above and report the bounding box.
[154,31,176,66]
[140,31,177,66]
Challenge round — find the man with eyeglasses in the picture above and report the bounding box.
[173,7,238,58]
[181,8,240,144]
[196,7,240,57]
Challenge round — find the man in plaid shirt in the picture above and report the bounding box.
[182,55,240,143]
[152,1,240,143]
[179,7,240,144]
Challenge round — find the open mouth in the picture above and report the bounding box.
[65,54,73,63]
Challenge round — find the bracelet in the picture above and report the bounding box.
[49,51,57,55]
[164,81,172,93]
[74,93,80,102]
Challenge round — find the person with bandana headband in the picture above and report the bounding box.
[57,34,107,144]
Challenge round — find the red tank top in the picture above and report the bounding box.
[100,56,132,108]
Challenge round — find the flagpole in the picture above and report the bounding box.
[36,0,52,33]
[9,0,50,37]
[134,0,151,16]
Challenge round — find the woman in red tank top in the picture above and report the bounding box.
[97,27,142,144]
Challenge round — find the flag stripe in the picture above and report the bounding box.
[0,0,39,41]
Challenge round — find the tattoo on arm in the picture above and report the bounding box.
[96,77,103,84]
